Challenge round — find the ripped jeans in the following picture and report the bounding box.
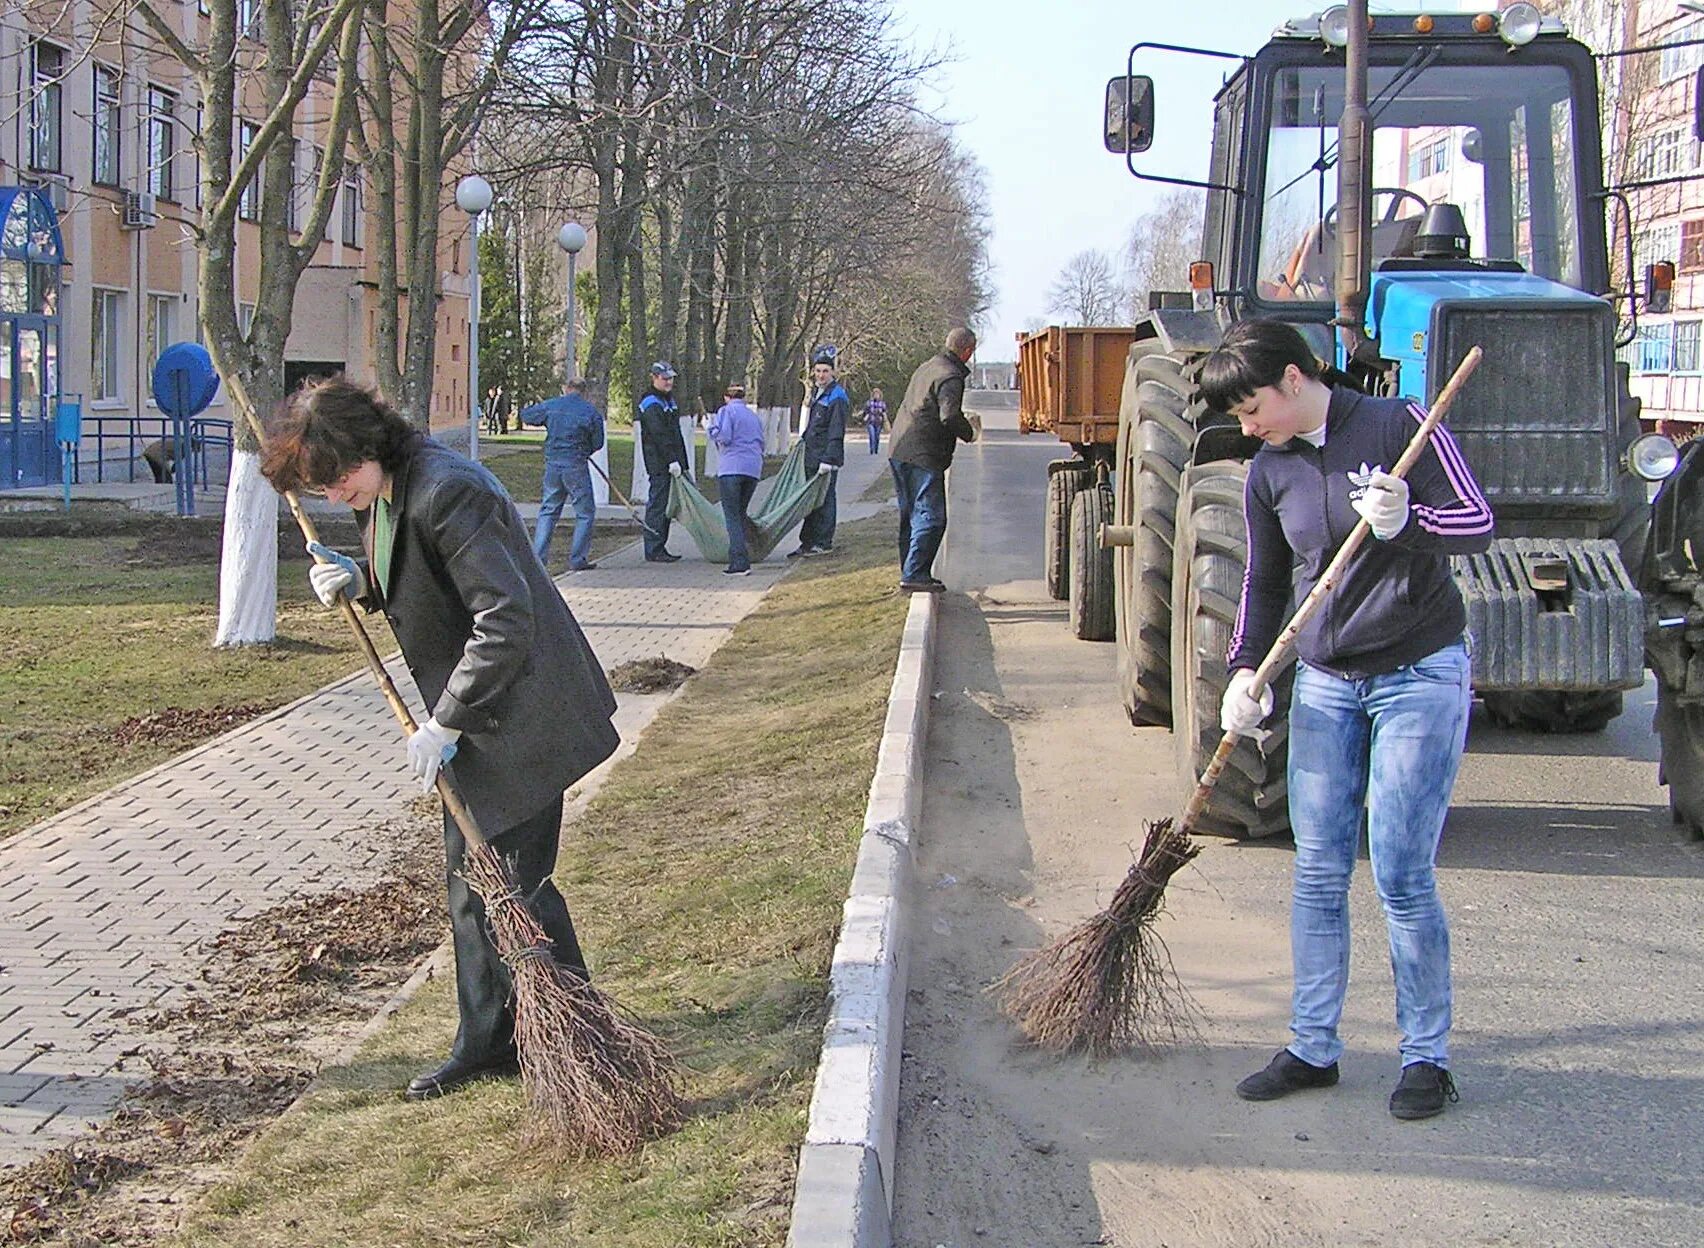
[1285,641,1471,1070]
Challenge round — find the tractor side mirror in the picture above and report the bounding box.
[1104,75,1155,154]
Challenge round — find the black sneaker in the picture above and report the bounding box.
[787,546,811,558]
[1235,1049,1340,1102]
[645,551,682,563]
[899,579,945,594]
[724,566,752,576]
[568,561,598,572]
[1389,1062,1458,1120]
[803,545,832,557]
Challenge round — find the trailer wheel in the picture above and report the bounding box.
[1045,460,1092,601]
[1481,689,1624,734]
[1069,484,1115,641]
[1170,463,1291,839]
[1657,685,1704,838]
[1115,351,1196,727]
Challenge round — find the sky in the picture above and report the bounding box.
[887,0,1497,361]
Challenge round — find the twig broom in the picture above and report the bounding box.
[242,400,682,1154]
[993,346,1485,1056]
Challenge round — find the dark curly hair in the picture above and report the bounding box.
[260,375,417,494]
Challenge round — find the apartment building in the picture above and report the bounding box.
[0,0,474,489]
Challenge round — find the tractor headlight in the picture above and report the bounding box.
[1499,2,1543,47]
[1627,432,1681,482]
[1319,6,1351,48]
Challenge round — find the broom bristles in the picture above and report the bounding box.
[991,817,1200,1057]
[463,845,683,1156]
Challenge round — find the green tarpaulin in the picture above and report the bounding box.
[665,441,831,563]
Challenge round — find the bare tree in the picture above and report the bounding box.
[1123,189,1205,317]
[1047,249,1121,324]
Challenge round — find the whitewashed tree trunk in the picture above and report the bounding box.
[680,414,699,480]
[214,450,280,647]
[591,443,610,505]
[632,436,651,502]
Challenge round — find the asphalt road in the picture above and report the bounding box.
[892,390,1704,1248]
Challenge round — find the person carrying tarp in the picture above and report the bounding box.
[791,345,847,557]
[638,361,689,563]
[708,383,766,575]
[519,378,605,572]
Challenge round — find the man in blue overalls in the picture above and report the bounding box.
[793,345,848,557]
[638,361,688,563]
[520,378,605,571]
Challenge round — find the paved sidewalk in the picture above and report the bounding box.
[0,452,893,1165]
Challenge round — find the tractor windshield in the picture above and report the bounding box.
[1256,58,1585,304]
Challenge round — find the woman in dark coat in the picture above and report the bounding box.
[261,375,620,1101]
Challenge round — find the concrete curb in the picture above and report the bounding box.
[786,589,936,1248]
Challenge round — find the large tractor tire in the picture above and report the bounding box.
[1480,369,1644,735]
[1045,460,1092,601]
[1114,348,1197,727]
[1170,463,1291,839]
[1069,484,1116,641]
[1657,687,1704,838]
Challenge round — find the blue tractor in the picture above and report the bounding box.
[1095,4,1697,837]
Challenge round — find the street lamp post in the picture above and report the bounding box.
[556,222,588,385]
[455,174,494,462]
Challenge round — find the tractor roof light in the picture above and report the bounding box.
[1628,432,1682,482]
[1499,2,1543,47]
[1319,5,1351,48]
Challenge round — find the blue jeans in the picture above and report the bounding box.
[891,460,946,583]
[799,467,839,550]
[1286,641,1471,1070]
[868,424,881,454]
[534,458,596,568]
[644,471,673,558]
[719,474,757,571]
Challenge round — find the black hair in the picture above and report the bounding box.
[1198,319,1326,412]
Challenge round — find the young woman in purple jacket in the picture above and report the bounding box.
[1200,318,1494,1122]
[707,384,766,574]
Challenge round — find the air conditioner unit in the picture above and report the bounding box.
[43,180,70,213]
[120,190,157,230]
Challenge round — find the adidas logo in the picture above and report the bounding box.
[1347,461,1383,503]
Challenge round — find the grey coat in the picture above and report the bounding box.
[355,435,619,834]
[889,351,975,472]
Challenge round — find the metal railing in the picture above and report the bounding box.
[74,414,234,490]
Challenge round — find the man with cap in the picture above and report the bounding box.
[638,361,689,562]
[792,345,849,557]
[519,378,605,571]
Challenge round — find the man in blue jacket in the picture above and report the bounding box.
[638,361,688,563]
[520,378,605,571]
[793,345,848,557]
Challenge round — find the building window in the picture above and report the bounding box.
[342,170,362,247]
[1637,321,1673,374]
[147,295,174,377]
[30,43,64,173]
[238,302,256,339]
[238,121,259,220]
[1676,321,1702,373]
[1663,21,1704,83]
[1406,135,1449,182]
[1637,222,1682,273]
[286,140,301,231]
[93,65,121,185]
[193,103,204,210]
[91,289,122,401]
[148,87,176,201]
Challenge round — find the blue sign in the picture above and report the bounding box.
[150,342,221,419]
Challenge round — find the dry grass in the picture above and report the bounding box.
[169,517,910,1248]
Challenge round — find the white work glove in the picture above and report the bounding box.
[406,716,462,792]
[1352,468,1410,541]
[668,461,684,477]
[1220,669,1274,739]
[967,412,983,442]
[306,541,365,607]
[815,462,834,478]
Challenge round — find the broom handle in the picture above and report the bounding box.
[252,423,493,854]
[1179,346,1484,834]
[588,454,660,535]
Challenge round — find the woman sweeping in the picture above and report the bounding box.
[261,375,621,1102]
[1202,319,1493,1121]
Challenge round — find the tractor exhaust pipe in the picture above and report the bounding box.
[1334,0,1372,359]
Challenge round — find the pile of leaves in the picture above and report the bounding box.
[0,810,443,1245]
[606,657,696,695]
[99,705,276,752]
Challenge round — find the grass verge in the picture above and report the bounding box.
[172,516,910,1248]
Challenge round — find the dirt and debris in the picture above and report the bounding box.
[0,809,443,1245]
[606,656,696,694]
[99,705,277,752]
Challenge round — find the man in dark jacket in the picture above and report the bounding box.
[520,378,605,571]
[792,345,849,557]
[637,361,688,562]
[889,327,978,591]
[261,376,621,1101]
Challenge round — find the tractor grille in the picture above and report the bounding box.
[1427,300,1617,513]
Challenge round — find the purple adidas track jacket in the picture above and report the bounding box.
[1227,386,1495,681]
